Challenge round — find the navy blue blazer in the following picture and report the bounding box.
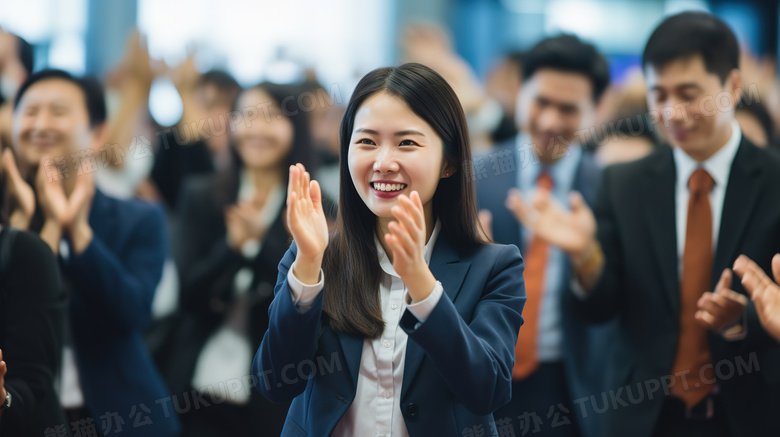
[61,190,180,437]
[475,139,618,437]
[253,232,526,436]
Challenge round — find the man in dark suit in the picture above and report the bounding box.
[476,35,616,437]
[7,69,180,437]
[522,12,780,437]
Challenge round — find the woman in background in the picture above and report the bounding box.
[170,82,328,437]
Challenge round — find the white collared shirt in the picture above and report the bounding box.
[673,120,742,276]
[288,220,444,437]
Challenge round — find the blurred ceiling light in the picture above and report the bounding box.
[148,77,183,127]
[0,0,51,41]
[546,0,603,37]
[664,0,710,15]
[48,34,86,75]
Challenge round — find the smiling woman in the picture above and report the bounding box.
[253,63,528,437]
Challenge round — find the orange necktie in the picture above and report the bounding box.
[671,168,716,407]
[513,172,553,380]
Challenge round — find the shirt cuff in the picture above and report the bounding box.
[404,281,443,323]
[719,306,747,341]
[287,262,325,311]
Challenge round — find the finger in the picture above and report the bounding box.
[411,190,424,214]
[530,189,550,213]
[732,254,751,277]
[384,233,407,259]
[505,189,530,224]
[740,270,763,298]
[733,254,761,279]
[716,268,732,291]
[303,171,310,201]
[773,253,780,284]
[391,204,420,242]
[405,192,425,230]
[695,310,717,330]
[287,191,303,233]
[310,179,323,212]
[697,291,713,309]
[388,220,415,257]
[2,148,24,187]
[296,163,306,196]
[287,165,297,205]
[704,292,736,315]
[398,195,424,235]
[569,191,586,212]
[715,287,749,307]
[741,258,775,298]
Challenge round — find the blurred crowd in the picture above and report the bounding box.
[0,11,779,437]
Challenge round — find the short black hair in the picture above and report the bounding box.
[642,12,739,84]
[13,69,106,127]
[197,69,241,102]
[522,34,610,101]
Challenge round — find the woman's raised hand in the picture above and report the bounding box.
[287,164,329,284]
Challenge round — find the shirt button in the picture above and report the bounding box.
[384,341,392,348]
[391,304,398,310]
[383,391,391,398]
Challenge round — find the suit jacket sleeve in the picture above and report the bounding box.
[398,244,526,416]
[62,203,167,335]
[0,231,65,432]
[571,165,625,323]
[253,242,324,403]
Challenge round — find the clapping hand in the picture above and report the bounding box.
[733,254,780,342]
[2,148,36,230]
[505,188,596,257]
[287,164,328,285]
[695,269,748,332]
[383,191,437,302]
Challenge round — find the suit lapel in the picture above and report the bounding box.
[336,331,364,392]
[642,147,679,315]
[712,139,762,287]
[88,189,114,242]
[401,234,470,400]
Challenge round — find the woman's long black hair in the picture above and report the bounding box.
[322,63,485,338]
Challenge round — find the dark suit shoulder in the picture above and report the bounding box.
[6,229,56,272]
[461,242,522,271]
[603,145,671,180]
[3,228,61,300]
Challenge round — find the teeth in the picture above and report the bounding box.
[372,182,406,192]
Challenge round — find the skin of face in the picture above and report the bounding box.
[516,68,595,163]
[348,91,452,225]
[12,78,97,169]
[645,54,742,161]
[232,88,294,171]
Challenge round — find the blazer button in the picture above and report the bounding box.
[406,403,418,417]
